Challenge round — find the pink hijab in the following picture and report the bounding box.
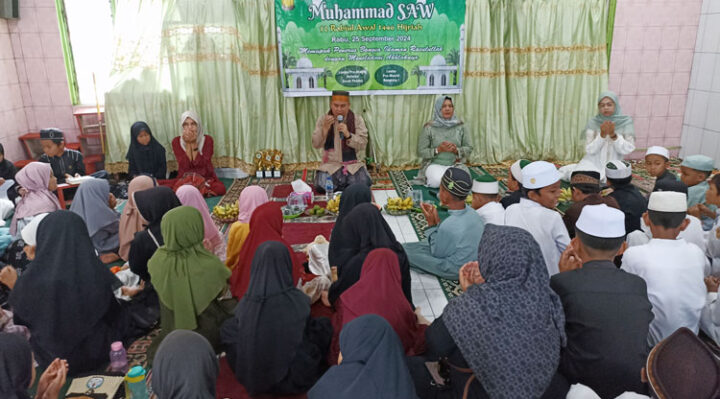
[176,184,223,248]
[236,185,268,223]
[10,162,61,235]
[118,175,156,260]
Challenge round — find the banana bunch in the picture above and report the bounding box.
[559,187,572,203]
[213,203,239,220]
[387,197,413,211]
[326,196,340,213]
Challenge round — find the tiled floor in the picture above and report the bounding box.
[373,189,448,322]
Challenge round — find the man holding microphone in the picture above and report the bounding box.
[311,90,371,192]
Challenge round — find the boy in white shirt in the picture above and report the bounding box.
[505,161,569,275]
[470,175,504,225]
[621,191,707,346]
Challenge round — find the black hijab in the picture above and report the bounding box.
[126,121,166,178]
[0,143,17,180]
[153,330,218,399]
[0,333,32,399]
[9,211,121,365]
[327,203,413,307]
[308,314,418,399]
[221,241,310,395]
[328,183,372,267]
[129,186,181,281]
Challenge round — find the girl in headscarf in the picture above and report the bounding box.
[229,202,304,298]
[330,248,426,364]
[226,185,269,268]
[407,225,568,399]
[328,182,372,267]
[152,330,218,399]
[147,206,234,360]
[0,333,69,399]
[413,96,473,187]
[325,203,413,307]
[221,241,332,396]
[118,175,156,261]
[176,184,225,259]
[9,211,128,375]
[70,178,121,258]
[128,186,181,282]
[9,162,60,236]
[126,121,167,179]
[170,110,226,196]
[0,143,17,186]
[309,314,419,399]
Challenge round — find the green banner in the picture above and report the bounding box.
[275,0,466,96]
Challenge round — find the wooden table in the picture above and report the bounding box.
[56,183,79,209]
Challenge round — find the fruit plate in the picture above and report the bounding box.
[215,216,237,224]
[305,208,330,218]
[383,204,412,216]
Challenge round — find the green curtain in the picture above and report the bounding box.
[607,0,617,65]
[104,0,608,171]
[55,0,80,105]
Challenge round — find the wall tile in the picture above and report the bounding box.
[19,33,43,58]
[626,28,645,50]
[702,14,720,53]
[620,95,637,115]
[40,32,63,58]
[710,0,720,13]
[0,34,13,60]
[669,94,688,116]
[45,57,67,83]
[635,117,651,138]
[20,83,31,106]
[671,72,691,94]
[35,7,59,34]
[622,73,640,95]
[641,50,659,73]
[658,50,676,73]
[706,92,720,132]
[639,73,656,94]
[652,95,671,117]
[680,25,701,50]
[655,73,674,94]
[694,14,707,52]
[664,136,682,148]
[24,107,36,131]
[16,8,38,34]
[33,105,54,128]
[650,117,668,139]
[666,116,685,138]
[9,33,22,57]
[49,82,70,107]
[688,89,709,127]
[14,59,27,83]
[674,49,694,72]
[610,51,625,74]
[609,73,623,91]
[51,106,75,131]
[697,53,717,89]
[661,26,680,50]
[643,27,664,50]
[681,126,703,155]
[24,57,46,83]
[28,82,51,106]
[635,95,653,117]
[624,50,643,73]
[613,27,628,50]
[700,130,720,158]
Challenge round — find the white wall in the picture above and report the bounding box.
[680,0,720,164]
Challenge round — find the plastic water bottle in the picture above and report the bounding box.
[109,341,128,374]
[325,176,334,200]
[125,366,149,399]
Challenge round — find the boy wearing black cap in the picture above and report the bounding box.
[605,160,647,234]
[562,168,619,238]
[403,167,485,279]
[38,128,85,183]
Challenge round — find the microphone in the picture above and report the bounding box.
[336,115,345,138]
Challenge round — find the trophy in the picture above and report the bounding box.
[263,150,274,178]
[254,150,264,179]
[272,150,284,178]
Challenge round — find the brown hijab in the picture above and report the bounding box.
[118,175,156,260]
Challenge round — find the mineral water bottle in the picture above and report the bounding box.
[125,366,149,399]
[109,341,128,374]
[325,176,334,200]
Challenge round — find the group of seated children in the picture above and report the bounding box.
[1,96,720,398]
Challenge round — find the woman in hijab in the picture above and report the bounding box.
[118,175,156,261]
[147,206,234,360]
[9,211,127,375]
[229,202,303,298]
[0,333,69,399]
[309,314,418,399]
[413,96,473,187]
[152,330,218,399]
[325,203,413,307]
[221,241,332,396]
[0,142,17,185]
[9,162,60,236]
[226,185,269,268]
[126,121,167,179]
[407,225,568,399]
[176,184,225,259]
[330,248,426,363]
[328,183,372,267]
[128,186,181,282]
[69,178,121,258]
[171,110,226,196]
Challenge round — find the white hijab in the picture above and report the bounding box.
[180,110,205,155]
